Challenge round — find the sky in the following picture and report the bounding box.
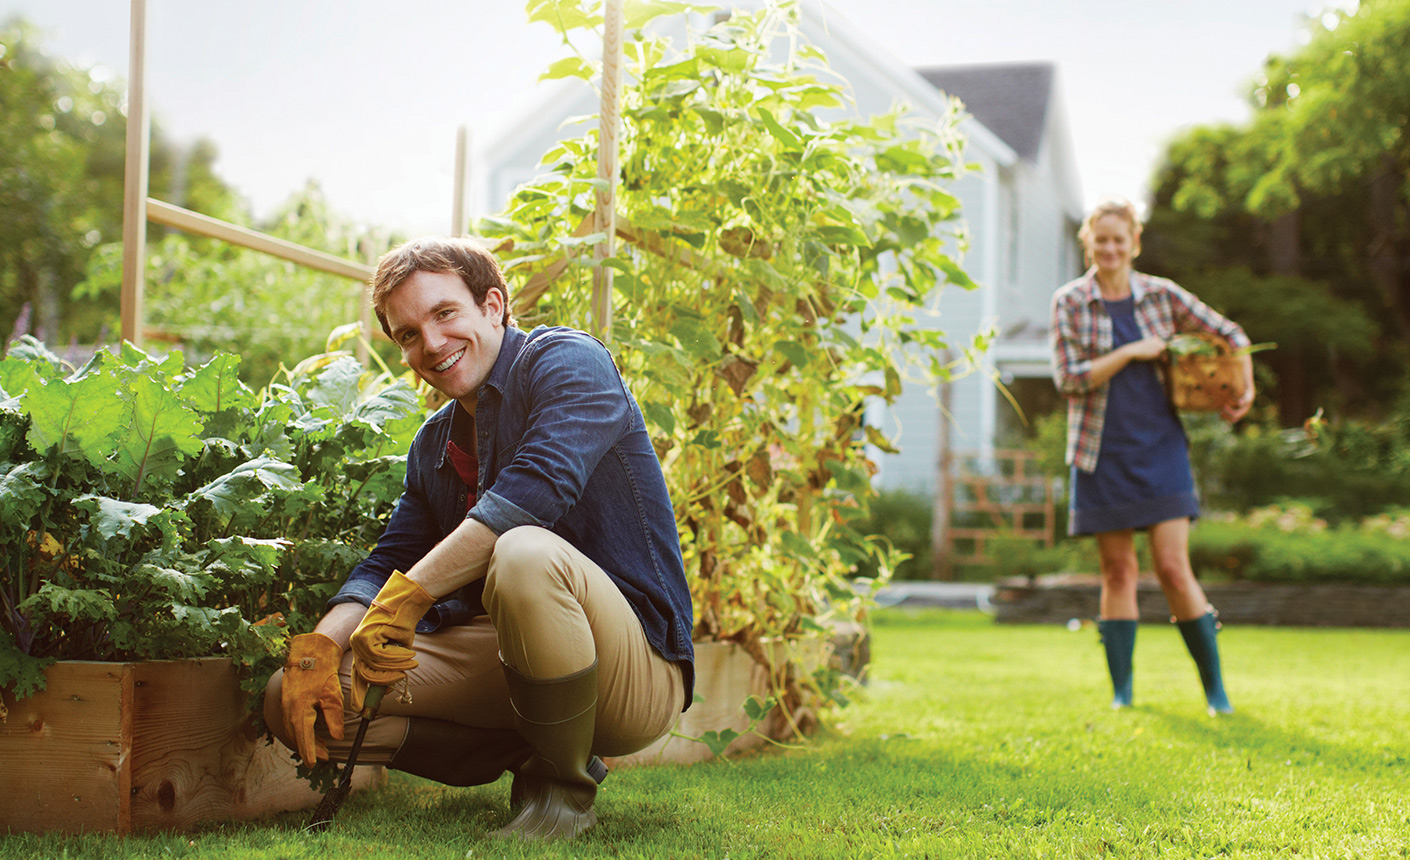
[1,0,1338,236]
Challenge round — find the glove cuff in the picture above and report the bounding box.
[371,570,438,620]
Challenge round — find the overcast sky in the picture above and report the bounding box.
[1,0,1338,235]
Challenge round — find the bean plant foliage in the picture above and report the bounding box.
[483,1,983,730]
[0,328,425,716]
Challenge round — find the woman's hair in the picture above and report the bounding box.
[1077,198,1142,265]
[370,236,513,338]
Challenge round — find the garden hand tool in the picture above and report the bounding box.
[305,683,385,833]
[348,569,436,712]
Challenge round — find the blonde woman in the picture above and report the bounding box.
[1050,199,1253,715]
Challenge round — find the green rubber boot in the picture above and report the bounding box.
[492,660,600,840]
[389,718,530,787]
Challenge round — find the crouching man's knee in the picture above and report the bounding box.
[483,525,575,613]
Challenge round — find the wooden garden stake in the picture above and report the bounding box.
[120,0,151,347]
[592,0,624,342]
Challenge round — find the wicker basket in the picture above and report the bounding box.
[1166,332,1245,413]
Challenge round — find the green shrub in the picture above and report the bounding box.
[851,490,933,580]
[1192,415,1410,523]
[1190,505,1410,584]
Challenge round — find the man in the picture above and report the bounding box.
[264,236,695,840]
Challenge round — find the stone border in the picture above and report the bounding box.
[991,576,1410,627]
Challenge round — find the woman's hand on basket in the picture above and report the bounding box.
[1221,354,1256,423]
[1124,336,1168,362]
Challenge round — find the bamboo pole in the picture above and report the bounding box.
[592,0,624,342]
[146,199,373,281]
[119,0,151,347]
[452,126,468,237]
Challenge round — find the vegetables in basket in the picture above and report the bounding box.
[1164,333,1274,413]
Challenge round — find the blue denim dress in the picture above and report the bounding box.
[1069,296,1199,535]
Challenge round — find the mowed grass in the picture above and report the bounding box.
[3,610,1407,859]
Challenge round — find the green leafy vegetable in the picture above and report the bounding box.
[0,338,427,707]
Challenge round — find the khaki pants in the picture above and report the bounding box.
[265,526,684,765]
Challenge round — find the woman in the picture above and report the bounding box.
[1050,199,1253,715]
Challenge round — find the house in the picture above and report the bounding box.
[877,60,1085,496]
[475,4,1084,531]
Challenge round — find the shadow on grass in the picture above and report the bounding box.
[1144,706,1401,776]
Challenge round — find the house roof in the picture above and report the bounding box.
[480,4,1021,173]
[916,62,1056,163]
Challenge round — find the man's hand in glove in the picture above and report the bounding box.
[349,570,437,711]
[281,632,346,767]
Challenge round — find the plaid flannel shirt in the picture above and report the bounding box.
[1050,269,1250,473]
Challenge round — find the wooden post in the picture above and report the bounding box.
[932,353,955,580]
[592,0,624,341]
[452,126,468,237]
[119,0,151,347]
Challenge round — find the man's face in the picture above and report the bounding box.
[384,270,505,406]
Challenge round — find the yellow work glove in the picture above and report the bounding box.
[280,632,346,767]
[349,570,436,712]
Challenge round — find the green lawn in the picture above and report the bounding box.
[4,610,1407,858]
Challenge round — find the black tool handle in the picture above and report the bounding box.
[336,684,386,790]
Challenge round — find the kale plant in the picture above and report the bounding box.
[0,331,424,709]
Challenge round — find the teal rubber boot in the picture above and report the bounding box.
[1097,619,1137,709]
[1176,610,1234,715]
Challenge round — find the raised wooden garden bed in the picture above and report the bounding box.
[992,574,1410,628]
[0,657,381,835]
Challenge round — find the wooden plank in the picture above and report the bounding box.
[0,662,127,834]
[452,126,468,237]
[2,658,381,834]
[127,658,379,831]
[604,641,777,768]
[592,0,624,341]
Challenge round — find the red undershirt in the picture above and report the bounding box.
[445,439,478,514]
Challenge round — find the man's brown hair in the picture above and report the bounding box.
[371,236,513,338]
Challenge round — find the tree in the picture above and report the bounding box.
[0,19,240,348]
[1145,0,1410,422]
[1249,0,1410,341]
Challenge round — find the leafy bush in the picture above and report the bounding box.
[485,2,980,728]
[0,331,425,709]
[851,490,933,581]
[1190,505,1410,584]
[1193,414,1410,523]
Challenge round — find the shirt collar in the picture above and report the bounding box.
[1079,268,1147,305]
[482,325,525,396]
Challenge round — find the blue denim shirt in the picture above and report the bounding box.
[330,325,696,706]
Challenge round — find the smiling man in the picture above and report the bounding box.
[264,236,695,840]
